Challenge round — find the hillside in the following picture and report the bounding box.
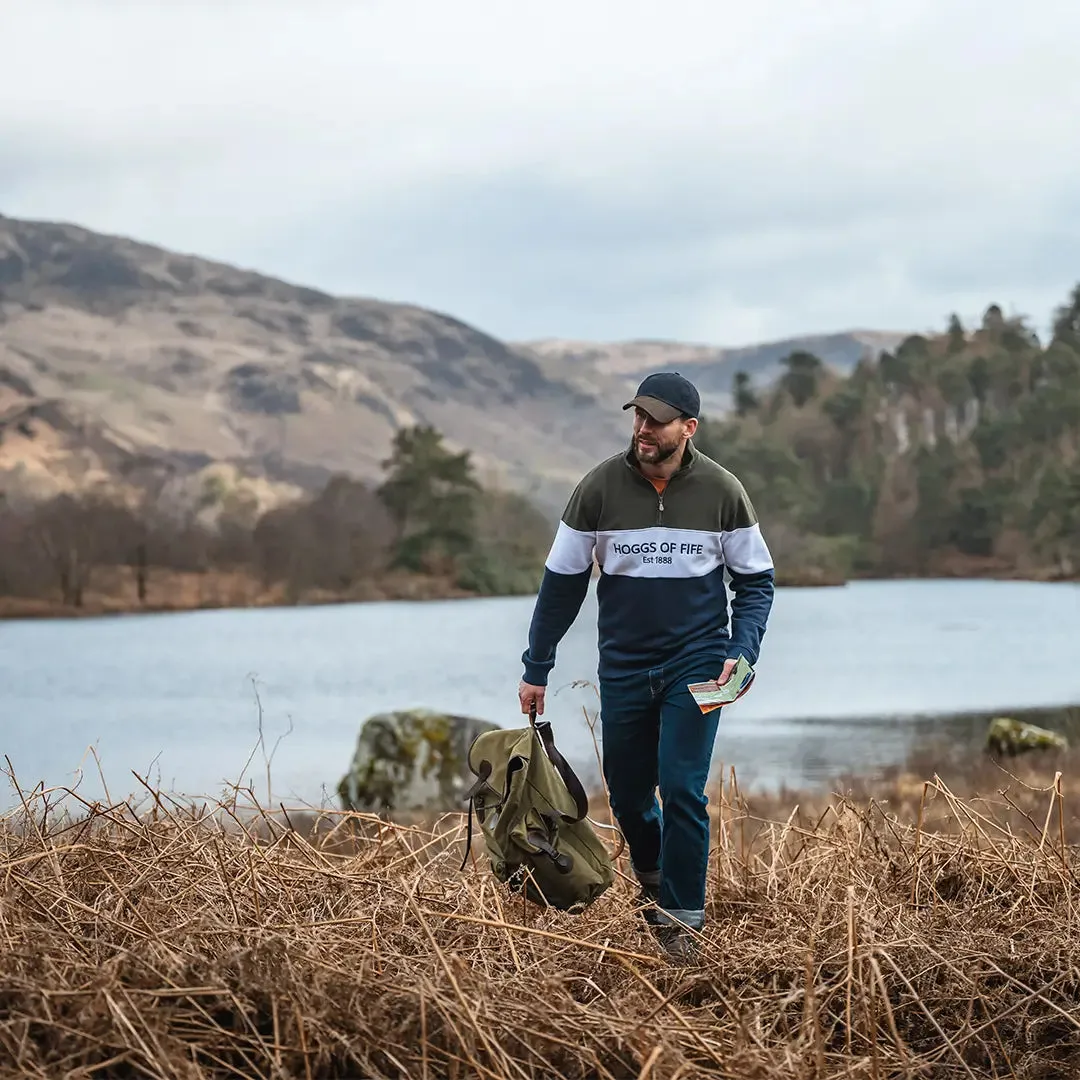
[0,213,632,517]
[0,212,914,519]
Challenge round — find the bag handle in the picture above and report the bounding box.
[529,701,590,824]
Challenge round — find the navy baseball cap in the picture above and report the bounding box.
[622,371,701,424]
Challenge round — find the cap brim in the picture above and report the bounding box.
[622,395,682,424]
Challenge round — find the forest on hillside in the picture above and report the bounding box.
[695,284,1080,581]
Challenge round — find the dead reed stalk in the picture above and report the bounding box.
[1,757,1079,1079]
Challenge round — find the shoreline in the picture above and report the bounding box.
[0,566,478,622]
[0,562,1075,623]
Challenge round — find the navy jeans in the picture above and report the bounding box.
[599,648,726,930]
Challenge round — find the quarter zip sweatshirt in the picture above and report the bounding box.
[521,439,775,686]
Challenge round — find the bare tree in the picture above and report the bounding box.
[253,475,394,597]
[29,494,136,607]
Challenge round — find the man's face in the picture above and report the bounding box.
[632,407,695,464]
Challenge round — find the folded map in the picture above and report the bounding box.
[687,656,756,714]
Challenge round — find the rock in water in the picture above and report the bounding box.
[986,716,1069,757]
[337,709,500,813]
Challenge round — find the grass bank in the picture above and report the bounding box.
[0,565,478,621]
[3,735,1079,1079]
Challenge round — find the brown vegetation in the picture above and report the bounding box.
[0,425,554,619]
[2,739,1078,1078]
[0,565,475,620]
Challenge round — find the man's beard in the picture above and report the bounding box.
[633,434,681,465]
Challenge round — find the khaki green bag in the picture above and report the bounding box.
[460,708,615,913]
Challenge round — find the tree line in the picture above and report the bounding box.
[5,281,1079,611]
[694,283,1080,580]
[0,425,554,610]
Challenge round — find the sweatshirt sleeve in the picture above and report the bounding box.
[521,480,598,686]
[719,481,775,666]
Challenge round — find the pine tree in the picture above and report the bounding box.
[377,425,480,573]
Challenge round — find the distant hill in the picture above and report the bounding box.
[0,211,907,517]
[520,330,908,416]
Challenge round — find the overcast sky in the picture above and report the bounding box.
[2,0,1079,346]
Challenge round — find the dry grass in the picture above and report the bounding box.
[2,747,1080,1079]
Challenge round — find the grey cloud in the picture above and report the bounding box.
[2,0,1079,346]
[269,173,1080,341]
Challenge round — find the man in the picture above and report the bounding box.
[517,371,775,959]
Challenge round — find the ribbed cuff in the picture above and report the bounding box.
[521,650,553,686]
[632,864,661,888]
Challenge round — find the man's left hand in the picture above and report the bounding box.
[716,657,739,685]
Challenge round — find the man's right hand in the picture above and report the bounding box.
[518,680,546,717]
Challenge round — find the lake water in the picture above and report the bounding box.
[2,579,1078,813]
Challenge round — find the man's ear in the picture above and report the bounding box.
[684,417,699,438]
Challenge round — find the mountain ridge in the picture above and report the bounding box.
[517,329,908,415]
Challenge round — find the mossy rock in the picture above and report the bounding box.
[986,716,1069,758]
[337,708,500,814]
